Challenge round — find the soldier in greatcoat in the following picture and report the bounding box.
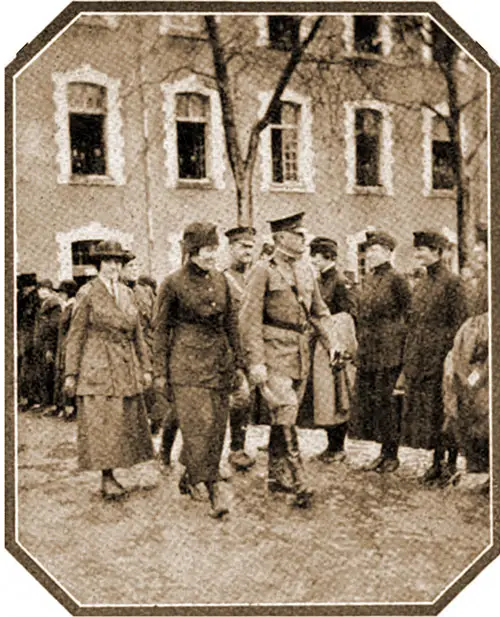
[153,222,246,519]
[351,231,412,473]
[17,273,40,409]
[400,230,468,484]
[223,226,257,472]
[240,212,335,509]
[297,236,358,462]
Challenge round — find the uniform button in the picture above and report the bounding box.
[211,302,216,307]
[208,287,214,292]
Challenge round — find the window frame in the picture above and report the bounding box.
[344,100,394,196]
[161,75,225,189]
[258,89,315,193]
[53,64,125,185]
[343,15,393,58]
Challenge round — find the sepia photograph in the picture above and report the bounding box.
[3,1,499,615]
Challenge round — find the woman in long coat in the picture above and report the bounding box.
[64,241,154,501]
[153,222,245,519]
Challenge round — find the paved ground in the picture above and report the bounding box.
[16,411,490,607]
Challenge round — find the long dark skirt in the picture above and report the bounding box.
[400,374,443,450]
[173,386,228,485]
[77,395,153,470]
[350,366,401,443]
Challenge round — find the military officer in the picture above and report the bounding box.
[240,212,335,509]
[298,236,358,462]
[400,230,468,484]
[351,231,412,473]
[224,226,257,471]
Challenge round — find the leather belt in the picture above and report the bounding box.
[263,316,308,334]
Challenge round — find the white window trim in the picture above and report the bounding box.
[343,15,393,58]
[52,64,125,185]
[258,89,315,193]
[344,100,394,196]
[159,14,220,36]
[77,14,121,30]
[255,15,316,48]
[421,16,469,71]
[56,222,133,281]
[161,75,225,189]
[345,226,378,283]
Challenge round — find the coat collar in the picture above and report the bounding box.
[372,261,392,276]
[427,259,445,279]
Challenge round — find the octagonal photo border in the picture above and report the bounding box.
[4,2,500,615]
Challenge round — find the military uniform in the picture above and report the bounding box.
[240,213,332,505]
[350,232,411,470]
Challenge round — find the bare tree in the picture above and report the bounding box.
[205,16,324,225]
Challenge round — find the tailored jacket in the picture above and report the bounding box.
[403,260,468,381]
[318,266,357,320]
[65,278,151,397]
[152,262,244,390]
[240,254,332,381]
[357,261,412,370]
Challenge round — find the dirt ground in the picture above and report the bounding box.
[16,411,490,607]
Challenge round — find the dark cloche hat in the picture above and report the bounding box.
[413,230,449,251]
[90,240,135,264]
[309,236,338,257]
[38,278,54,290]
[17,273,37,288]
[268,212,306,234]
[364,230,397,252]
[225,226,256,244]
[183,222,219,253]
[57,279,78,297]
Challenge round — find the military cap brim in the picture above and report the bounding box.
[413,230,449,251]
[268,212,306,234]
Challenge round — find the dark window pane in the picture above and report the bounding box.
[177,121,206,179]
[354,16,381,54]
[355,109,381,186]
[271,128,283,182]
[268,16,300,51]
[70,113,106,175]
[432,141,455,189]
[71,240,103,265]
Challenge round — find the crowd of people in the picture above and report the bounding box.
[16,213,490,518]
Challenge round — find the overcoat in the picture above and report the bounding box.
[65,278,151,396]
[64,277,153,470]
[350,261,411,442]
[400,260,468,449]
[34,294,63,405]
[317,266,357,320]
[54,298,76,407]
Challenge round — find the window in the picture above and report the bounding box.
[344,101,393,194]
[162,75,225,189]
[355,109,382,186]
[53,65,125,185]
[432,116,455,190]
[354,16,381,55]
[68,82,107,176]
[343,15,392,57]
[176,93,208,180]
[422,104,457,195]
[270,102,300,183]
[268,16,300,51]
[71,239,102,285]
[259,90,315,193]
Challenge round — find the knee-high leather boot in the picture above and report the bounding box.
[268,426,293,492]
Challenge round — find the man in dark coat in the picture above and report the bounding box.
[17,273,40,409]
[224,226,257,471]
[351,231,412,473]
[33,279,63,410]
[400,230,468,484]
[240,212,335,509]
[298,236,357,462]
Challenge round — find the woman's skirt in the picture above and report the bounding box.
[172,386,228,485]
[77,395,154,470]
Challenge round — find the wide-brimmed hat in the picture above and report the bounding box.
[90,240,135,264]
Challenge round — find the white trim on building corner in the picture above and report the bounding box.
[343,99,394,196]
[258,88,315,193]
[161,74,226,190]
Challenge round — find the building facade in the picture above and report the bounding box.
[15,12,488,284]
